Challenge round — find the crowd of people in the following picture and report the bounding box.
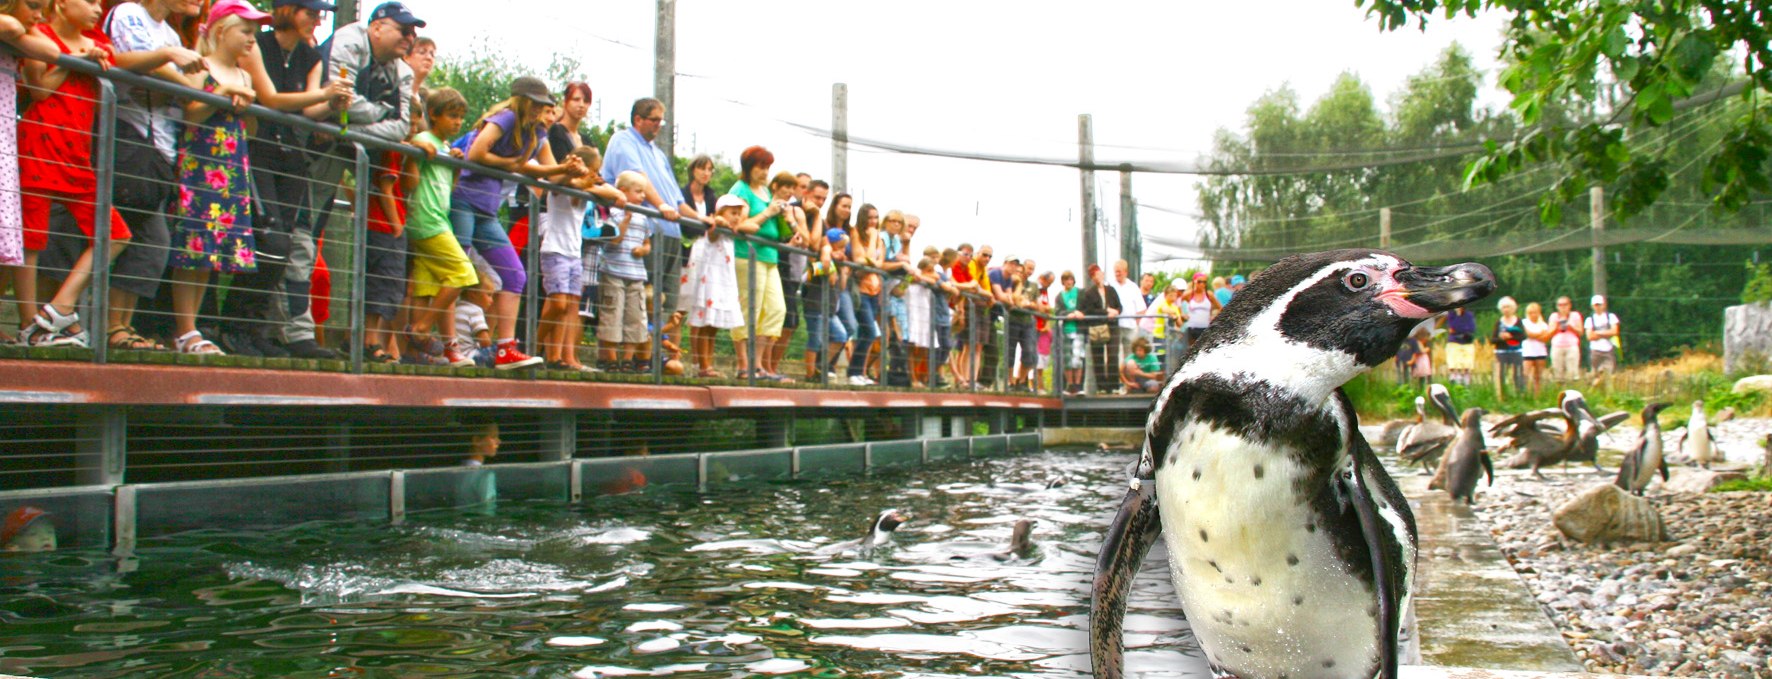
[1397,293,1623,394]
[0,0,1265,394]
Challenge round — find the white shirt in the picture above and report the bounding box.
[1585,312,1620,352]
[1113,278,1147,331]
[1521,317,1550,358]
[541,191,588,258]
[106,3,185,162]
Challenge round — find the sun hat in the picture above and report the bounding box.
[1591,295,1606,306]
[715,194,748,212]
[208,0,271,25]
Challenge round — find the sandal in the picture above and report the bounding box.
[108,326,163,351]
[365,344,397,364]
[175,330,225,355]
[25,305,80,347]
[697,368,725,379]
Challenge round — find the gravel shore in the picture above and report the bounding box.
[1471,458,1772,677]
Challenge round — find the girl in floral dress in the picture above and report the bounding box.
[678,194,747,378]
[167,1,267,355]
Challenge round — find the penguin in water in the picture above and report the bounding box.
[946,519,1039,562]
[1676,400,1717,468]
[1616,403,1671,496]
[816,509,909,558]
[1091,249,1496,679]
[1441,408,1493,504]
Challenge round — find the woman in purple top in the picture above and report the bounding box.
[451,76,585,369]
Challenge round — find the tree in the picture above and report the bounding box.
[1359,0,1772,221]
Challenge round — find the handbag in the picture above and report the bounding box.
[1088,324,1112,343]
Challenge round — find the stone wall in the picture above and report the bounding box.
[1724,303,1772,374]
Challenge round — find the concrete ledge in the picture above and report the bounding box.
[1041,427,1145,447]
[1403,668,1648,678]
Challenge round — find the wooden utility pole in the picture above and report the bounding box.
[654,0,676,158]
[1380,207,1392,249]
[1120,167,1138,278]
[334,0,357,29]
[831,83,848,193]
[1591,186,1607,297]
[1079,114,1097,275]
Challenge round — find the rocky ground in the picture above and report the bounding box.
[1460,413,1772,678]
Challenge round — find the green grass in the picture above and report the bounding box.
[1712,476,1772,492]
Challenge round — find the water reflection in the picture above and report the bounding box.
[0,451,1208,677]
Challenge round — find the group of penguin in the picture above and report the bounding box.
[820,495,1050,563]
[1383,383,1732,503]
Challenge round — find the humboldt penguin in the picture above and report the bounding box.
[1616,402,1670,496]
[1442,408,1493,504]
[1489,390,1628,477]
[1676,401,1717,468]
[1399,384,1459,472]
[946,518,1038,562]
[816,509,909,558]
[1091,249,1495,679]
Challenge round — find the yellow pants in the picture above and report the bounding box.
[731,259,785,341]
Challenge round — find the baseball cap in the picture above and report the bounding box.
[368,1,425,27]
[509,76,556,107]
[273,0,338,10]
[0,506,49,548]
[1231,274,1245,285]
[715,194,748,212]
[825,227,848,243]
[1003,254,1021,264]
[1168,278,1187,291]
[208,0,271,25]
[1192,272,1207,281]
[1591,295,1606,306]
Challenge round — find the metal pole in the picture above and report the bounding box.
[654,0,676,158]
[91,82,118,365]
[877,278,889,388]
[1119,166,1137,279]
[349,145,370,374]
[333,0,357,29]
[1051,313,1064,398]
[746,251,758,385]
[820,275,834,386]
[1078,114,1096,276]
[831,83,848,193]
[1590,186,1607,298]
[1379,207,1392,249]
[524,197,541,375]
[649,222,665,382]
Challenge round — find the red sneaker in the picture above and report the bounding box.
[444,344,477,368]
[494,341,543,370]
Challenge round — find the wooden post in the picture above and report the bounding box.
[1079,114,1097,275]
[831,83,847,193]
[653,0,676,158]
[1380,207,1392,249]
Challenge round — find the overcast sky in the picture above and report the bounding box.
[378,0,1509,277]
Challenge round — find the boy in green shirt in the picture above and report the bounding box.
[403,88,480,367]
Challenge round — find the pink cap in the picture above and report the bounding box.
[209,0,273,26]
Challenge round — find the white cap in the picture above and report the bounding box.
[714,194,747,211]
[1590,295,1606,306]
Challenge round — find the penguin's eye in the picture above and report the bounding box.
[1343,271,1371,291]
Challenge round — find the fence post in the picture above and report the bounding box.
[649,217,665,383]
[523,197,541,376]
[745,249,758,385]
[996,304,1009,392]
[877,275,890,388]
[349,144,370,374]
[91,82,119,365]
[1050,313,1064,398]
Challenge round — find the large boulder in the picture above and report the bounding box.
[1552,483,1668,544]
[1733,374,1772,395]
[1724,303,1772,374]
[1664,468,1748,494]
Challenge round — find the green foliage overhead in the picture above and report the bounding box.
[1358,0,1772,221]
[672,155,740,197]
[430,46,619,152]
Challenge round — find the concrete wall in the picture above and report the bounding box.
[1724,303,1772,374]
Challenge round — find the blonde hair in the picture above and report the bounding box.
[768,171,798,191]
[1525,301,1543,317]
[473,95,544,162]
[615,170,648,193]
[199,14,252,56]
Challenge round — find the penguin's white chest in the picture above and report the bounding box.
[1155,423,1379,677]
[1634,432,1663,488]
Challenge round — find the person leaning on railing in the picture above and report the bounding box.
[1079,263,1122,395]
[727,148,795,382]
[0,0,70,341]
[1054,270,1084,395]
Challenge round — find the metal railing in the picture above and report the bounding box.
[0,48,1200,399]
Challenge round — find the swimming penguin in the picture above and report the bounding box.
[1441,408,1493,504]
[1490,390,1628,478]
[1616,402,1670,496]
[1399,384,1459,472]
[990,475,1068,493]
[1676,400,1717,468]
[947,518,1039,562]
[816,508,909,558]
[1091,249,1495,679]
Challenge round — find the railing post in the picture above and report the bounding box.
[819,272,833,386]
[996,303,1009,392]
[969,297,980,393]
[745,249,758,385]
[649,219,665,383]
[349,144,370,374]
[876,275,890,388]
[91,82,118,365]
[524,196,541,376]
[1050,312,1064,398]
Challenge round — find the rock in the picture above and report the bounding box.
[1724,303,1772,374]
[1553,483,1669,544]
[1665,469,1749,494]
[1667,543,1700,557]
[1731,374,1772,395]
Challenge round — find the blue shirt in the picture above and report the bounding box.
[602,127,686,239]
[599,207,651,282]
[1214,288,1233,307]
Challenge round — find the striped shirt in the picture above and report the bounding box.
[598,207,650,282]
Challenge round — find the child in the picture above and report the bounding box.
[678,193,747,378]
[403,87,478,367]
[659,309,685,376]
[454,75,583,370]
[166,1,270,354]
[1404,326,1433,390]
[1120,337,1163,394]
[454,254,500,368]
[597,171,653,372]
[362,141,415,363]
[0,0,62,340]
[539,145,622,372]
[16,0,130,347]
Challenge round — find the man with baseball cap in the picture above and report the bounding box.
[1585,295,1621,375]
[281,1,423,358]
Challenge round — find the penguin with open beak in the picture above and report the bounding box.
[1616,403,1670,496]
[1091,249,1495,679]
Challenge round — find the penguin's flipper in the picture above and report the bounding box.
[1090,453,1160,679]
[1658,456,1669,482]
[1675,429,1688,455]
[1480,452,1494,487]
[1348,440,1413,679]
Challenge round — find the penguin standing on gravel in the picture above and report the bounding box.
[1090,249,1496,679]
[1442,408,1493,504]
[1677,400,1717,468]
[1616,402,1670,496]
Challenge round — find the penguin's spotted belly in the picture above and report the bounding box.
[1156,424,1379,677]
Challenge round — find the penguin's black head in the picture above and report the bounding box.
[1009,519,1036,555]
[1460,407,1486,429]
[871,509,909,535]
[1191,250,1496,376]
[1642,402,1669,423]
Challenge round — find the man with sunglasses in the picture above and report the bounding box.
[279,1,423,358]
[603,98,703,316]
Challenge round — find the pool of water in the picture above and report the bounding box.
[0,451,1207,678]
